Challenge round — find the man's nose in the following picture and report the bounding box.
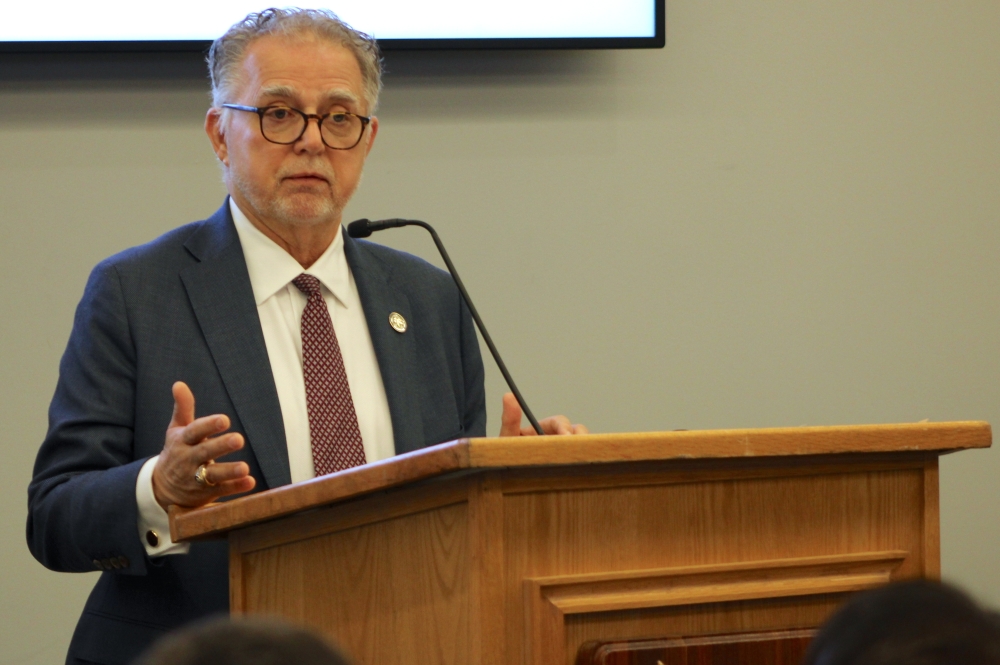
[295,117,326,153]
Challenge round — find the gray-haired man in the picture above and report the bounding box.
[28,9,584,665]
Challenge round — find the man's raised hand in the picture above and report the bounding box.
[151,382,256,510]
[498,392,589,437]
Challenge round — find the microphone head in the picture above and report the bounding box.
[347,219,373,238]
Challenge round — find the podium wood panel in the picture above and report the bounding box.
[172,422,990,665]
[172,422,987,541]
[576,629,815,665]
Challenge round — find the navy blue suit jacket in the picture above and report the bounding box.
[27,202,486,665]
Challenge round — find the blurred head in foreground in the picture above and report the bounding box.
[133,616,351,665]
[804,579,1000,665]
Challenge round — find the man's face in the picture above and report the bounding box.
[206,34,378,231]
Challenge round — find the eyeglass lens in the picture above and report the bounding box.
[261,107,363,148]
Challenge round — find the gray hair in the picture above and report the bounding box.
[208,8,383,113]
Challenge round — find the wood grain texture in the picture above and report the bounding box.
[468,474,506,665]
[215,426,974,665]
[242,501,471,665]
[502,464,932,665]
[230,476,470,555]
[923,460,941,579]
[576,629,815,665]
[531,551,907,613]
[467,421,991,468]
[229,542,245,614]
[498,453,931,496]
[566,594,838,665]
[171,441,470,542]
[173,421,990,541]
[524,553,903,665]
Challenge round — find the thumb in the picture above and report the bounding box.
[170,381,196,429]
[499,392,523,437]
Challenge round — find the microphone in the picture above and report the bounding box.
[346,218,409,236]
[347,218,544,435]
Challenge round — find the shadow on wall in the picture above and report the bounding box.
[380,49,615,120]
[0,50,210,85]
[0,47,617,124]
[0,51,212,125]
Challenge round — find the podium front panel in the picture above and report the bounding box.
[226,452,939,665]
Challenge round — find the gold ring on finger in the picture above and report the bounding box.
[194,464,216,487]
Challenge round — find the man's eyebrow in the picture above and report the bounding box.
[320,89,361,108]
[257,85,296,100]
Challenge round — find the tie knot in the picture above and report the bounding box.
[292,273,323,298]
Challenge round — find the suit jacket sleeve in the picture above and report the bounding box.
[27,259,152,576]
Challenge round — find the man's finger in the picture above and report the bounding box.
[571,424,590,435]
[192,432,244,463]
[540,415,573,435]
[172,475,257,508]
[208,475,256,498]
[499,392,524,437]
[196,460,251,487]
[179,414,231,446]
[169,381,196,429]
[217,476,256,496]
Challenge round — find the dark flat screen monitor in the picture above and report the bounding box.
[1,1,665,52]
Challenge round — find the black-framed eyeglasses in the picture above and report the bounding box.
[222,104,371,150]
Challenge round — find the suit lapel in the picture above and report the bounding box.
[343,233,425,454]
[179,203,291,489]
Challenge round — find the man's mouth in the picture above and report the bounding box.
[285,172,330,184]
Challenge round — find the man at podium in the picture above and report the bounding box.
[27,8,585,665]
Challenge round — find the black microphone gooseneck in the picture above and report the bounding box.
[347,218,544,435]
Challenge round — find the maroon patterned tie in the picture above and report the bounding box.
[291,274,366,475]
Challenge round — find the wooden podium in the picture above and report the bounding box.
[173,422,989,665]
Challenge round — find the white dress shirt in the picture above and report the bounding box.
[136,199,394,556]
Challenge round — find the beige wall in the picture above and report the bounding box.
[3,2,999,662]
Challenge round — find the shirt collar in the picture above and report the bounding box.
[229,197,352,308]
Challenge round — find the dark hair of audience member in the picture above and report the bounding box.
[803,579,1000,665]
[132,615,352,665]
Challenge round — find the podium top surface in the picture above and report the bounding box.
[171,421,990,542]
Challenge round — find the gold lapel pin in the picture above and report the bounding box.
[389,312,407,333]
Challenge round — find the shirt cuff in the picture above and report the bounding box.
[136,455,191,557]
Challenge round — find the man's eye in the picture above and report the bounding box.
[328,113,348,124]
[267,108,292,120]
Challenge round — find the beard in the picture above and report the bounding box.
[228,161,351,229]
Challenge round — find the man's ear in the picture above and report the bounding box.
[205,108,229,166]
